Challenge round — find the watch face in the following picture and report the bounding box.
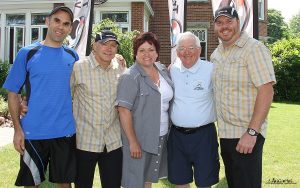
[249,129,255,135]
[248,128,258,136]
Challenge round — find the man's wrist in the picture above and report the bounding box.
[247,128,259,136]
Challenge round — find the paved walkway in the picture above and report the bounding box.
[0,127,14,147]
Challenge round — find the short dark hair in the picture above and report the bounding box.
[133,32,160,61]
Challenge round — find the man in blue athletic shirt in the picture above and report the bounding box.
[3,6,78,188]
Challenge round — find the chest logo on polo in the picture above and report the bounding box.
[192,80,204,90]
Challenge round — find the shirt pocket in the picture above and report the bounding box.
[132,79,149,112]
[222,57,248,83]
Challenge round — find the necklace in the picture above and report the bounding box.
[150,67,160,87]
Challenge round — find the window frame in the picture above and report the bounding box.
[258,0,265,20]
[100,11,130,32]
[187,28,208,60]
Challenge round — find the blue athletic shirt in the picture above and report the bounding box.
[3,42,79,140]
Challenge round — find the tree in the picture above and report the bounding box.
[92,19,140,67]
[289,10,300,38]
[270,38,300,101]
[267,9,289,43]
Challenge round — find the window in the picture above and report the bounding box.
[31,27,47,43]
[102,12,128,22]
[5,14,25,63]
[5,26,25,63]
[31,14,47,43]
[6,14,25,25]
[258,0,265,20]
[187,28,207,60]
[31,13,47,25]
[101,12,129,32]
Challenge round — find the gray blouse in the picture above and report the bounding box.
[116,61,174,154]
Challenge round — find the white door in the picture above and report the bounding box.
[5,26,25,64]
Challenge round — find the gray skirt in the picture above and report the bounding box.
[121,135,168,188]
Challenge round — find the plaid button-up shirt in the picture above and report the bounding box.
[211,32,276,138]
[71,53,124,152]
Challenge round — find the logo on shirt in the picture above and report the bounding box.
[193,80,204,90]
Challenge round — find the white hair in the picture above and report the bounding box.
[176,31,201,48]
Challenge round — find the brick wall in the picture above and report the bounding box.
[259,21,268,37]
[131,2,145,32]
[186,1,219,61]
[259,0,268,37]
[148,1,219,64]
[149,0,171,64]
[146,0,268,64]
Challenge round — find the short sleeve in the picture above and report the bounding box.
[2,48,28,93]
[247,43,276,87]
[115,72,138,110]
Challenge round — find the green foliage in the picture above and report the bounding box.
[92,19,140,67]
[289,10,300,38]
[0,96,8,117]
[267,9,290,43]
[0,61,10,87]
[0,60,10,100]
[270,38,300,101]
[2,102,300,187]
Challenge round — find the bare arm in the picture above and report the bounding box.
[236,82,274,154]
[249,82,274,131]
[8,92,25,155]
[117,106,142,158]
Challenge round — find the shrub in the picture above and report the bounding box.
[270,38,300,101]
[0,60,10,100]
[0,96,8,118]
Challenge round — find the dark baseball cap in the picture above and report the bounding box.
[95,30,120,45]
[49,6,74,22]
[214,6,239,22]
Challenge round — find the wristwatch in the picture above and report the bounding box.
[247,128,259,136]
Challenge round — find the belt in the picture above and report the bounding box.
[172,123,213,134]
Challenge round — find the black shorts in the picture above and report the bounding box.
[15,134,76,186]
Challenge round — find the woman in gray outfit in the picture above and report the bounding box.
[116,32,173,188]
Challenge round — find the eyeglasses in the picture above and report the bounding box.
[177,46,199,52]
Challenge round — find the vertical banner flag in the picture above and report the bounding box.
[212,0,253,37]
[168,0,186,64]
[69,0,91,59]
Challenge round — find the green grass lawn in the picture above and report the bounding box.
[1,102,299,188]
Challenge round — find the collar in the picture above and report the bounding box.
[178,58,202,74]
[234,32,250,48]
[218,32,250,51]
[134,61,167,77]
